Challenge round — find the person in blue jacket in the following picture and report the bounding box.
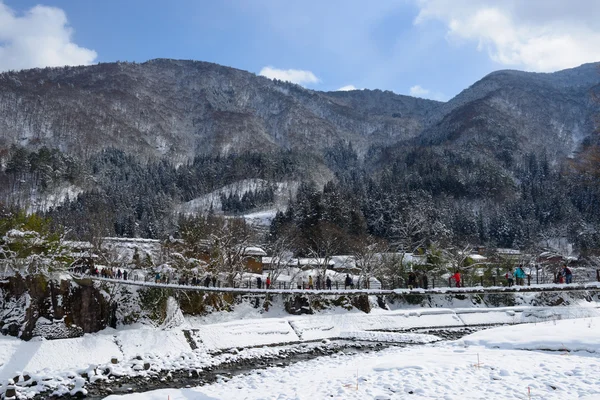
[515,265,526,286]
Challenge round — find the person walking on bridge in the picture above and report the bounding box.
[505,269,514,287]
[562,265,573,284]
[515,265,526,286]
[345,274,353,289]
[453,271,461,288]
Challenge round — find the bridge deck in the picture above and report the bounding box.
[78,275,600,296]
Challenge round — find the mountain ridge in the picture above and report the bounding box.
[0,59,441,161]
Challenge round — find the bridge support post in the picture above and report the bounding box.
[527,275,531,286]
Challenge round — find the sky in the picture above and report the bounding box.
[1,0,600,101]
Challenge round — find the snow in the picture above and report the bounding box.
[104,318,600,400]
[243,246,267,256]
[243,209,278,227]
[0,303,600,398]
[114,328,191,360]
[460,317,600,353]
[27,184,83,212]
[0,334,120,381]
[192,319,300,350]
[176,179,297,217]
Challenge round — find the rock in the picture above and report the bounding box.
[285,295,313,315]
[143,362,151,370]
[111,358,119,364]
[5,386,16,398]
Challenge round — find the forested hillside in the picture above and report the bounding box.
[0,59,598,255]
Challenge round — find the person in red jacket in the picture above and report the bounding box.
[266,275,271,289]
[453,271,461,288]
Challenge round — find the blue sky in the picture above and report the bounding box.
[1,0,600,100]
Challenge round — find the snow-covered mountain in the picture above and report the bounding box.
[419,62,600,160]
[0,59,598,165]
[0,59,440,161]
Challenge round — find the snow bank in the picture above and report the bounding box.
[288,309,463,341]
[114,328,192,360]
[192,319,300,350]
[0,334,119,381]
[460,317,600,352]
[105,318,600,400]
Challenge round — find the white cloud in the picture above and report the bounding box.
[414,0,600,72]
[259,66,319,86]
[409,84,446,101]
[0,2,97,72]
[337,85,358,91]
[409,85,429,97]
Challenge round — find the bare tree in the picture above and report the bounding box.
[352,234,387,289]
[265,228,297,286]
[208,217,254,287]
[306,222,343,282]
[390,212,427,267]
[379,252,408,289]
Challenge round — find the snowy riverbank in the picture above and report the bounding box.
[1,303,599,398]
[105,317,600,400]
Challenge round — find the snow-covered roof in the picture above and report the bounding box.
[331,255,357,270]
[262,256,294,265]
[468,254,487,261]
[64,240,94,249]
[243,246,267,256]
[297,258,335,266]
[102,237,160,244]
[496,248,521,255]
[374,252,427,265]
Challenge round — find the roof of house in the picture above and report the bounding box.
[243,246,267,256]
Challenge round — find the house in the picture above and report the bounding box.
[243,246,267,273]
[331,255,358,272]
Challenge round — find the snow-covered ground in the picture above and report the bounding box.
[1,302,600,398]
[176,179,297,217]
[105,318,600,400]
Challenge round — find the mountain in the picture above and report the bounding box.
[1,59,599,249]
[1,59,597,166]
[419,63,600,162]
[0,59,440,162]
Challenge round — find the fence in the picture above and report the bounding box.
[84,266,600,292]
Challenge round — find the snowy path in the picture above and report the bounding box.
[104,318,600,400]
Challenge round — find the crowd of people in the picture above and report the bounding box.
[88,266,129,280]
[505,264,574,286]
[75,263,578,290]
[504,265,527,287]
[554,265,573,284]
